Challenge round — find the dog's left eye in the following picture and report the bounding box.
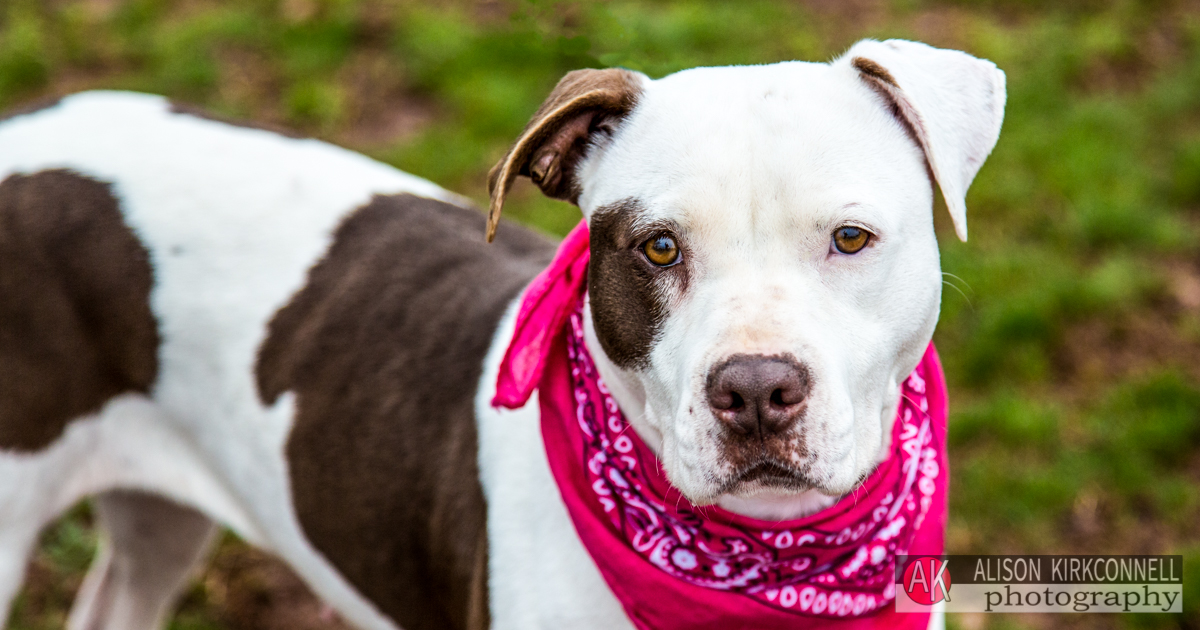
[833,226,871,254]
[642,234,681,267]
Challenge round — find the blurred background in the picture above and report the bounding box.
[2,0,1199,628]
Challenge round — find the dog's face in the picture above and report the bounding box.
[489,40,1005,506]
[579,65,945,503]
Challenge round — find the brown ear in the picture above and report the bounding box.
[486,68,644,242]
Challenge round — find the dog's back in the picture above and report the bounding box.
[0,91,552,630]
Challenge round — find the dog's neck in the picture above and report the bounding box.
[581,306,840,522]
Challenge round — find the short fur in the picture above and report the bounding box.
[0,170,158,451]
[0,37,1003,630]
[586,199,671,369]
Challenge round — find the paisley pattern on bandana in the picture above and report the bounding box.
[563,304,942,619]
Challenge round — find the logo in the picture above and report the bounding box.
[902,557,952,605]
[895,555,1183,614]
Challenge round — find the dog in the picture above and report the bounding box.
[0,38,1003,630]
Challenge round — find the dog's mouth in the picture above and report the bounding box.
[718,461,813,495]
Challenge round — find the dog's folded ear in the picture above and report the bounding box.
[486,68,646,242]
[840,39,1006,242]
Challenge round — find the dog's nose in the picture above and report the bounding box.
[706,355,810,437]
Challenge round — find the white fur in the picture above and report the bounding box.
[475,299,635,629]
[0,37,1001,629]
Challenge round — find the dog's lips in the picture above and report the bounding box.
[718,461,814,496]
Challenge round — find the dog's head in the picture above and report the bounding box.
[489,40,1005,507]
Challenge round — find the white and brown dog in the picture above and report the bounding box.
[0,39,1003,630]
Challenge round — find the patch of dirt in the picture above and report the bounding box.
[10,554,81,628]
[797,0,891,25]
[1169,262,1200,310]
[332,51,438,150]
[206,34,438,148]
[800,0,1199,98]
[795,0,894,52]
[212,46,284,123]
[907,6,987,53]
[181,537,356,630]
[4,2,441,153]
[1056,283,1200,391]
[1068,2,1197,95]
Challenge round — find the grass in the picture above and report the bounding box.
[3,0,1199,628]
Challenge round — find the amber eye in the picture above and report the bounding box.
[833,226,871,254]
[642,234,681,267]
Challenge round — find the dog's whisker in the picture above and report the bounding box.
[941,271,974,294]
[942,278,974,309]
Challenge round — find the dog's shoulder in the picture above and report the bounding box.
[256,192,553,409]
[256,191,553,630]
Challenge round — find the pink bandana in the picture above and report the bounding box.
[494,221,948,630]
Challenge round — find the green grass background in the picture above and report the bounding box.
[2,0,1199,629]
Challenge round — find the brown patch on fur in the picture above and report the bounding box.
[0,170,159,451]
[851,56,899,87]
[465,526,489,630]
[587,199,675,370]
[485,68,643,241]
[256,193,553,630]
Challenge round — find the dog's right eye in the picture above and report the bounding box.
[642,234,681,267]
